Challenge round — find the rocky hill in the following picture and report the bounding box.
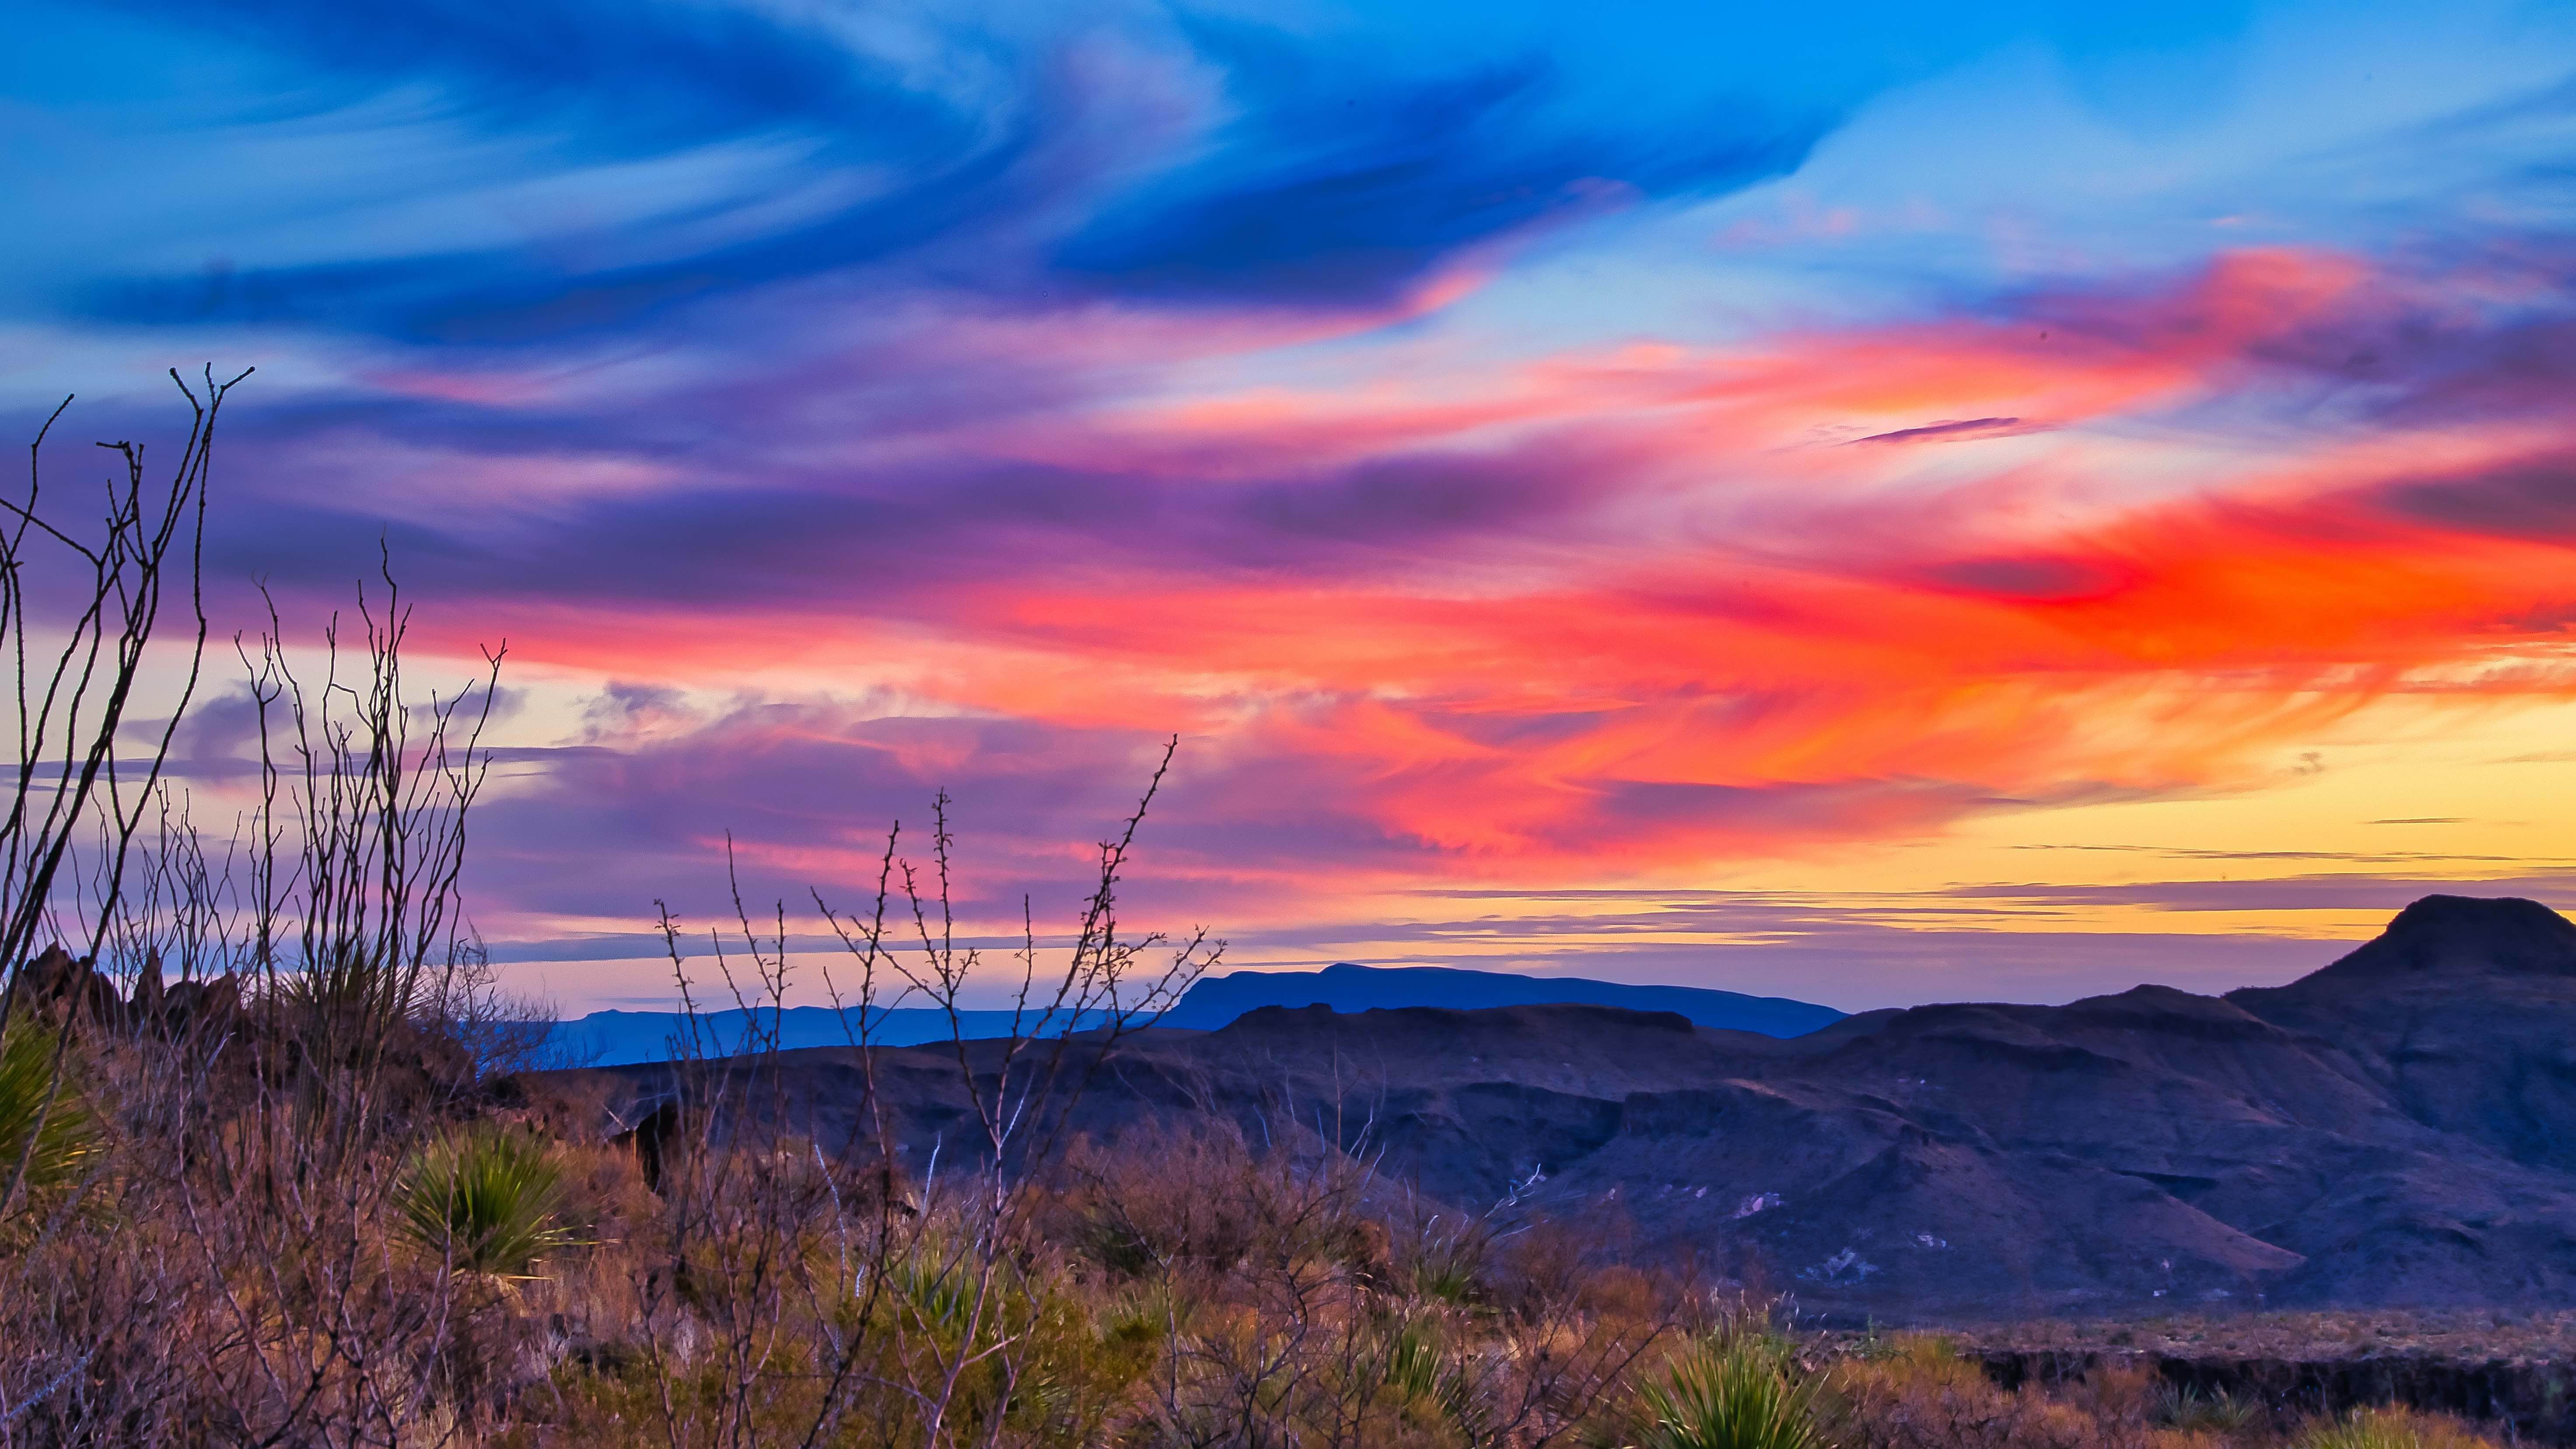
[547,894,2576,1321]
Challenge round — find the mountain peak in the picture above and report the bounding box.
[2303,894,2576,984]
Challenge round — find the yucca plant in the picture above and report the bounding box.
[1380,1314,1488,1440]
[1635,1333,1827,1449]
[282,941,428,1059]
[889,1249,982,1340]
[0,1021,101,1213]
[392,1127,581,1277]
[2157,1383,2260,1434]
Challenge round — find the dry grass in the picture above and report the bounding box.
[1827,1336,2142,1449]
[2296,1407,2498,1449]
[1817,1335,2501,1449]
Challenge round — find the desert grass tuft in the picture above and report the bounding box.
[2298,1407,2499,1449]
[393,1125,582,1277]
[1635,1333,1828,1449]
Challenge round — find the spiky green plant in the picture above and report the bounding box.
[392,1127,580,1277]
[2157,1383,2260,1434]
[282,941,429,1062]
[0,1021,100,1212]
[890,1249,981,1339]
[1635,1334,1827,1449]
[1380,1314,1487,1439]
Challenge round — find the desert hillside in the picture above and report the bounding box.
[559,894,2576,1321]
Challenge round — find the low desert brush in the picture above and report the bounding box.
[1825,1334,2076,1449]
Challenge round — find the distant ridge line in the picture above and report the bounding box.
[1156,961,1845,1036]
[544,961,1845,1066]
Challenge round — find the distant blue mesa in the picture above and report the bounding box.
[542,962,1844,1067]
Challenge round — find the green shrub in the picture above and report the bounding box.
[0,1022,100,1211]
[392,1126,581,1277]
[1637,1334,1827,1449]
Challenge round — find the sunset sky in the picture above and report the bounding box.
[11,0,2576,1012]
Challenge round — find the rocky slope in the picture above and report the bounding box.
[547,894,2576,1320]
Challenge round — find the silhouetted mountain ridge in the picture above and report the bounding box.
[1160,961,1845,1035]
